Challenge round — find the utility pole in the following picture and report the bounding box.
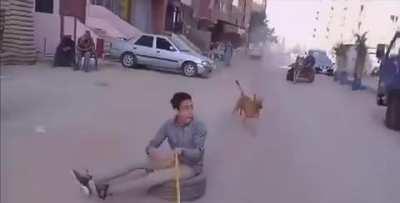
[340,1,348,43]
[357,4,364,33]
[312,8,320,48]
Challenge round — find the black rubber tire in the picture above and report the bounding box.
[309,71,315,83]
[120,52,137,68]
[286,68,293,81]
[385,91,400,131]
[182,62,197,77]
[148,173,207,201]
[377,95,385,106]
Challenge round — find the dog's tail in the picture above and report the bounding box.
[235,80,244,95]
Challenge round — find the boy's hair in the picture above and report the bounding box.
[170,92,192,110]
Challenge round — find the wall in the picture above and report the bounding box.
[35,0,146,56]
[151,0,168,34]
[1,0,37,64]
[181,0,192,6]
[181,5,211,52]
[132,0,152,33]
[34,12,61,56]
[64,16,98,42]
[34,0,61,56]
[195,0,214,22]
[87,4,142,38]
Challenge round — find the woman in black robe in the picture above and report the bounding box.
[53,35,75,67]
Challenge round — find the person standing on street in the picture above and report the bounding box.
[224,41,233,66]
[208,42,216,61]
[71,92,207,200]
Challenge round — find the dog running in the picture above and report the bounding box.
[232,80,263,121]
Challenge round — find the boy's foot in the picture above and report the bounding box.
[71,169,93,196]
[89,180,110,200]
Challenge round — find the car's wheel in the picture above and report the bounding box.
[385,90,400,131]
[182,62,197,77]
[121,52,137,68]
[377,95,385,106]
[286,68,294,81]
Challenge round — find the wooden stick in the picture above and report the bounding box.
[175,152,181,203]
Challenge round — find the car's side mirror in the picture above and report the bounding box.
[169,46,176,52]
[376,44,386,59]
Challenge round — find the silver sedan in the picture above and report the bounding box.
[110,34,216,77]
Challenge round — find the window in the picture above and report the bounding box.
[135,36,154,48]
[156,38,174,51]
[233,0,239,7]
[389,38,400,57]
[35,0,53,13]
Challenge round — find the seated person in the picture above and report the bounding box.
[303,51,316,69]
[77,31,95,56]
[71,92,207,200]
[53,35,75,67]
[76,31,96,71]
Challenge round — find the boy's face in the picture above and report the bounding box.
[177,99,194,125]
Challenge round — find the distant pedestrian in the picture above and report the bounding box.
[208,42,216,61]
[224,41,233,66]
[216,42,224,61]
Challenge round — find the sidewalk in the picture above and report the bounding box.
[362,76,379,93]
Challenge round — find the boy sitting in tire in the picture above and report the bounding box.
[71,92,207,200]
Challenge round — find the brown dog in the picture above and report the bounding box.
[233,80,263,120]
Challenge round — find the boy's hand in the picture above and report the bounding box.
[174,148,184,155]
[148,148,175,169]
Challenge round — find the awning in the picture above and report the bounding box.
[221,32,243,48]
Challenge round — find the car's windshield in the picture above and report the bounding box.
[169,35,195,53]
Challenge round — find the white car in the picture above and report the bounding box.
[110,34,215,77]
[248,42,264,59]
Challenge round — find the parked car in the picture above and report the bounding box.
[310,49,334,76]
[110,33,216,77]
[376,31,400,131]
[248,42,264,59]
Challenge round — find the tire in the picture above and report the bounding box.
[315,67,322,74]
[182,62,197,77]
[148,173,207,201]
[286,68,294,81]
[377,95,385,106]
[309,71,315,83]
[293,69,298,84]
[385,91,400,131]
[121,52,137,68]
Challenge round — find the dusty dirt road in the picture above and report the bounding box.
[1,53,399,203]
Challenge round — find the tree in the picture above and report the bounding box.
[352,32,368,90]
[248,11,277,44]
[354,32,367,81]
[332,43,349,82]
[291,44,303,55]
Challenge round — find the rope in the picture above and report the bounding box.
[175,152,181,203]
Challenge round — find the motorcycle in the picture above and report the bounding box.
[286,57,315,83]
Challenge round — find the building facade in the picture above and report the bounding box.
[0,0,37,65]
[91,0,168,34]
